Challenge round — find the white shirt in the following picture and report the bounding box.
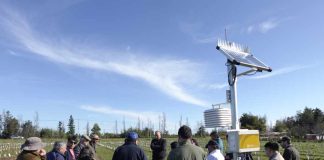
[207,149,224,160]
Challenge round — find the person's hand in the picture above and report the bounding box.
[39,149,46,156]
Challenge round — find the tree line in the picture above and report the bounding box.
[0,107,323,139]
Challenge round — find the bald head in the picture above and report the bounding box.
[155,131,161,139]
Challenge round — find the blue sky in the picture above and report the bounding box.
[0,0,323,134]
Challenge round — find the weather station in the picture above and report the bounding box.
[204,36,272,160]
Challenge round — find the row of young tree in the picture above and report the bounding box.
[0,107,323,139]
[0,110,102,139]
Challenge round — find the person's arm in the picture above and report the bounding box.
[150,139,161,150]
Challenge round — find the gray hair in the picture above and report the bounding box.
[53,141,66,151]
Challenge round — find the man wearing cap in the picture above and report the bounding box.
[17,137,47,160]
[112,132,148,160]
[74,134,93,159]
[90,134,100,153]
[66,135,78,160]
[150,131,167,160]
[210,131,224,155]
[46,141,67,160]
[205,140,224,160]
[167,125,206,160]
[278,136,300,160]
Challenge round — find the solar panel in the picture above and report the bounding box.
[216,40,272,72]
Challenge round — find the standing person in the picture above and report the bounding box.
[264,142,284,160]
[47,141,67,160]
[278,136,300,160]
[150,131,167,160]
[74,134,91,159]
[210,131,224,154]
[167,125,206,160]
[112,132,148,160]
[205,140,224,160]
[17,137,46,160]
[89,134,100,153]
[66,135,78,160]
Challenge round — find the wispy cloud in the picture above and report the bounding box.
[251,65,312,79]
[247,18,280,34]
[81,105,160,122]
[0,7,209,107]
[200,83,228,90]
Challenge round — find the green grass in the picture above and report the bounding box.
[1,138,324,160]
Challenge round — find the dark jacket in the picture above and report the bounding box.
[150,138,167,160]
[283,145,300,160]
[46,150,66,160]
[78,145,96,160]
[167,140,206,160]
[74,143,85,159]
[17,150,46,160]
[112,142,148,160]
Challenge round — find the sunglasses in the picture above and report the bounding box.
[69,141,77,144]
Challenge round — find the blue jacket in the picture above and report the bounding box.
[112,142,147,160]
[46,150,66,160]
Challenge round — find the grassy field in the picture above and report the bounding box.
[1,138,324,160]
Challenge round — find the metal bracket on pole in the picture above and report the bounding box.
[237,68,258,77]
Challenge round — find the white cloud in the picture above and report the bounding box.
[0,7,209,107]
[247,19,279,34]
[200,83,228,90]
[251,65,312,79]
[81,105,160,122]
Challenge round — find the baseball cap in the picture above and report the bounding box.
[278,136,291,143]
[127,132,139,140]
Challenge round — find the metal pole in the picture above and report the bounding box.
[227,62,239,160]
[228,63,239,130]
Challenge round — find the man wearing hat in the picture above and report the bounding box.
[278,136,300,160]
[112,132,147,160]
[74,134,93,159]
[205,140,224,160]
[90,134,100,153]
[17,137,47,160]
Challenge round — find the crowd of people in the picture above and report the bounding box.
[15,125,300,160]
[16,134,100,160]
